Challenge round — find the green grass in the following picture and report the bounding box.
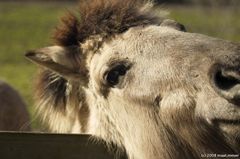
[0,2,239,130]
[0,2,74,129]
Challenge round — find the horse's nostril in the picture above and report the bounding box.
[212,68,240,102]
[214,71,240,90]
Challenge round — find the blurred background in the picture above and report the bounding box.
[0,0,239,131]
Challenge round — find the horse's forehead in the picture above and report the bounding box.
[101,26,182,58]
[108,25,225,58]
[109,26,180,49]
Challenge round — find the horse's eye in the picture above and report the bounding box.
[105,64,129,87]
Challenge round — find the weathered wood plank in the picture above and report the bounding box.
[0,132,127,159]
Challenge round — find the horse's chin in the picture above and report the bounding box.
[205,100,240,139]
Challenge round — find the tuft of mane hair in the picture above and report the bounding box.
[53,0,161,46]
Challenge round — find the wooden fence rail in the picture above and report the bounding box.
[0,132,127,159]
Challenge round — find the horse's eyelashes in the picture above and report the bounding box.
[105,64,129,87]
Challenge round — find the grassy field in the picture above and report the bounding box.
[0,2,74,129]
[0,2,239,130]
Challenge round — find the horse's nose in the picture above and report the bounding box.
[211,66,240,103]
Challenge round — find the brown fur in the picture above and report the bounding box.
[53,0,161,46]
[35,70,67,111]
[0,80,30,131]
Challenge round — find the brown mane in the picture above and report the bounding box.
[53,0,161,46]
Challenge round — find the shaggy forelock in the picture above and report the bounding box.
[53,0,162,46]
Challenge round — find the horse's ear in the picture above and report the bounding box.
[160,19,186,32]
[25,46,87,82]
